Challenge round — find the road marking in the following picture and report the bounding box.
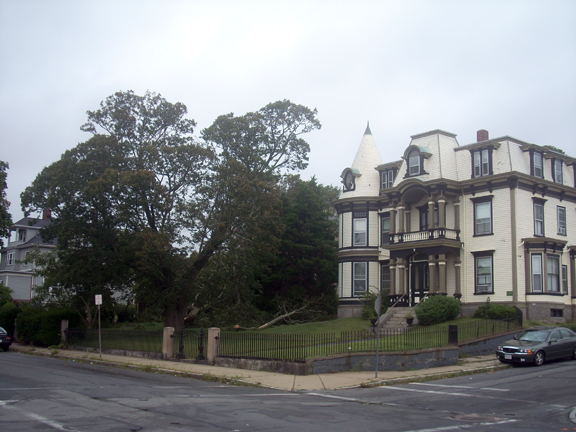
[411,383,509,392]
[400,419,518,432]
[0,400,80,432]
[381,387,474,397]
[307,393,362,402]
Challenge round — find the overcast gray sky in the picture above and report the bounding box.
[1,0,575,223]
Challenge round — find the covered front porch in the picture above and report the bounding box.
[383,241,462,307]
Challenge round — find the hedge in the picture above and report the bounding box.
[16,307,82,346]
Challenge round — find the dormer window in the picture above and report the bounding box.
[532,151,543,178]
[408,149,421,176]
[552,159,563,183]
[18,229,26,242]
[472,148,492,178]
[381,169,395,189]
[403,146,429,178]
[342,169,356,192]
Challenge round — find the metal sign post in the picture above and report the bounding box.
[374,287,382,379]
[95,295,102,358]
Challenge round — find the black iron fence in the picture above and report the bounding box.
[218,318,521,363]
[65,327,206,359]
[65,318,521,362]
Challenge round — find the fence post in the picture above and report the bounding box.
[207,327,220,365]
[448,324,458,345]
[61,319,69,343]
[162,327,175,360]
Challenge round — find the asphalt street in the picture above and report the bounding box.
[1,350,575,431]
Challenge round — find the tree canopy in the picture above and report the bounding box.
[0,161,12,248]
[22,91,326,329]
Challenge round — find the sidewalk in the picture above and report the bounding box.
[8,344,507,391]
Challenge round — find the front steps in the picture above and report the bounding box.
[378,306,418,329]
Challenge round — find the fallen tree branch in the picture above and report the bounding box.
[234,304,309,331]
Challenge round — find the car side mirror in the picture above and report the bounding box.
[549,339,557,343]
[513,335,518,340]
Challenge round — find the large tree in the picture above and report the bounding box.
[0,161,12,248]
[258,177,339,318]
[22,91,320,329]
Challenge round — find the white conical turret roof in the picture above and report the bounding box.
[342,123,382,197]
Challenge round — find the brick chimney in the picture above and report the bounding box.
[42,208,52,220]
[477,129,489,142]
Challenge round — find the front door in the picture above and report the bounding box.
[410,256,429,306]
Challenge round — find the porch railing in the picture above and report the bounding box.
[389,228,460,244]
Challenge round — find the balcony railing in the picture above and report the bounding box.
[389,228,460,244]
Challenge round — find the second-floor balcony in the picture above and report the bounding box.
[385,228,460,245]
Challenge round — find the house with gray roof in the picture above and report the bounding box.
[335,125,576,322]
[0,209,55,301]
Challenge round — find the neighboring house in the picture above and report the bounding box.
[0,209,55,301]
[335,125,576,322]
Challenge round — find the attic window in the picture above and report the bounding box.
[343,170,356,191]
[408,149,421,176]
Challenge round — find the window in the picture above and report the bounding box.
[557,206,566,235]
[7,252,14,266]
[551,309,563,318]
[22,251,29,267]
[532,151,543,178]
[474,254,493,294]
[553,159,563,184]
[381,214,390,245]
[408,149,421,176]
[533,200,545,236]
[381,264,390,294]
[547,255,560,293]
[343,171,355,191]
[353,262,367,296]
[353,212,367,246]
[472,149,491,178]
[531,254,543,292]
[562,265,568,294]
[18,229,26,242]
[381,169,395,189]
[471,196,492,235]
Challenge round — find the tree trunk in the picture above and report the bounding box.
[164,301,187,331]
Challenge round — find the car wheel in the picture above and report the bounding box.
[572,346,576,360]
[533,350,545,366]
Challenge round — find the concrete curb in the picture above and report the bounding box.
[8,344,508,391]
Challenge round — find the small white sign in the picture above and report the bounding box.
[95,294,102,305]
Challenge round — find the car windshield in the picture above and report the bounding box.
[518,330,550,342]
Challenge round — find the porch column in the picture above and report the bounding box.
[570,250,575,298]
[438,198,446,229]
[453,198,460,231]
[428,259,437,294]
[398,205,405,233]
[405,205,411,233]
[438,254,447,294]
[390,258,397,295]
[397,258,406,295]
[427,200,435,230]
[454,259,462,299]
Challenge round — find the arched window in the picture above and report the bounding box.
[408,148,421,176]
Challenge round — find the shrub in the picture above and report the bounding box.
[361,291,388,320]
[414,295,461,326]
[473,298,517,320]
[16,307,82,346]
